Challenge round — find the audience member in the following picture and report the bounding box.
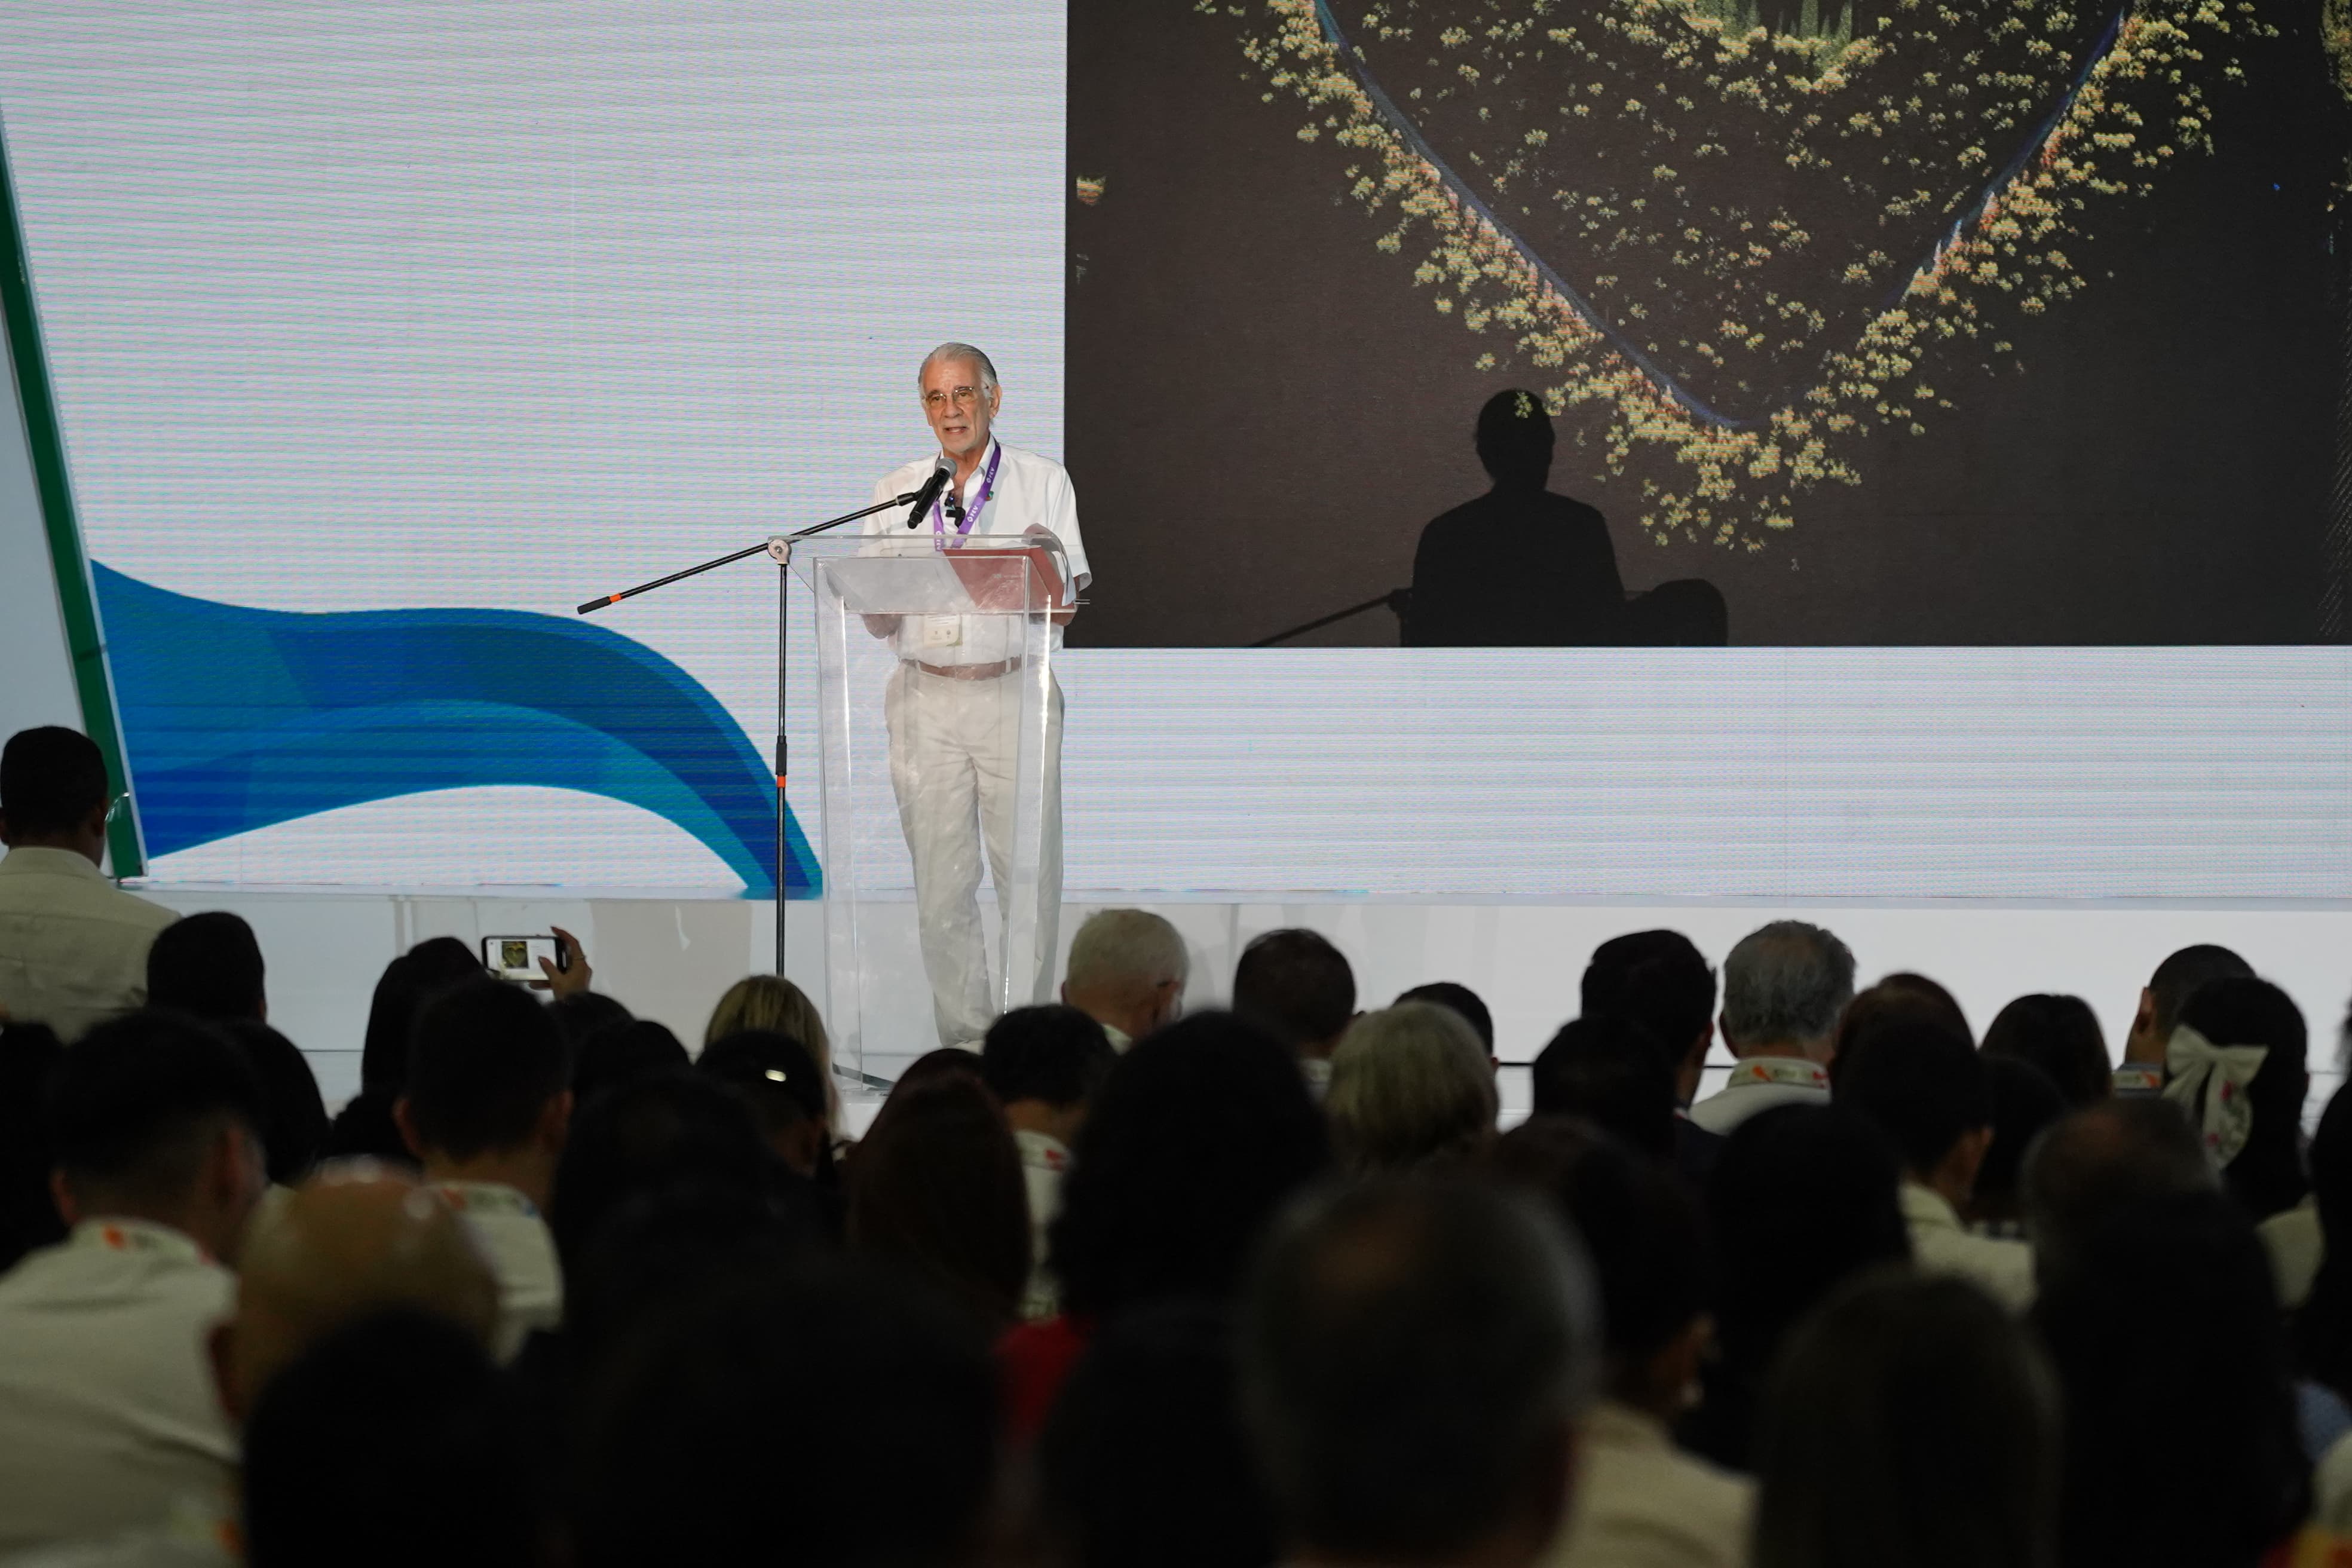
[0,727,177,1040]
[1751,1272,2059,1568]
[1837,1012,2033,1310]
[847,1073,1031,1333]
[142,912,265,1024]
[1395,980,1495,1052]
[1970,1055,2068,1235]
[0,1019,67,1272]
[981,1004,1117,1319]
[1496,1118,1750,1568]
[396,979,573,1359]
[549,1070,795,1273]
[1688,921,1852,1135]
[1037,1301,1279,1568]
[1981,992,2111,1108]
[0,1012,266,1554]
[1826,976,1975,1089]
[1232,929,1356,1096]
[223,1021,329,1187]
[1326,1002,1497,1175]
[2167,975,2310,1224]
[2035,1190,2308,1568]
[323,936,485,1164]
[1016,1013,1327,1437]
[1581,927,1717,1102]
[572,1263,999,1568]
[1062,909,1190,1050]
[570,1018,690,1104]
[697,1028,834,1181]
[2017,1096,2215,1261]
[704,973,837,1113]
[242,1309,537,1568]
[546,988,632,1051]
[1678,1104,1909,1469]
[1240,1180,1598,1568]
[2298,1085,2352,1400]
[1530,1015,1679,1162]
[2117,942,2254,1094]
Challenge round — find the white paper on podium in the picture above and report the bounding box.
[821,555,979,617]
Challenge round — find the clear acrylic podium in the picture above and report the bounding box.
[777,530,1068,1085]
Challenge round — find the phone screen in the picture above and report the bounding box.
[481,935,561,981]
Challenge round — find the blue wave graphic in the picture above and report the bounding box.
[93,564,816,897]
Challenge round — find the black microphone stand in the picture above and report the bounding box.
[577,491,919,980]
[1250,587,1412,648]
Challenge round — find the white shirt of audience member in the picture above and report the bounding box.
[1900,1183,2035,1314]
[0,1221,236,1557]
[1686,1055,1829,1137]
[1546,1399,1752,1568]
[432,1183,561,1362]
[0,847,177,1042]
[1013,1128,1070,1322]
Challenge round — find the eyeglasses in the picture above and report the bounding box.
[923,385,985,411]
[103,792,131,825]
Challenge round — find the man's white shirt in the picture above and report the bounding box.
[1686,1056,1830,1137]
[868,440,1091,667]
[431,1183,561,1363]
[0,849,177,1042]
[1901,1182,2036,1313]
[1013,1128,1070,1322]
[0,1221,236,1557]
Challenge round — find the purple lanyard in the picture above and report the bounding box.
[933,444,1003,544]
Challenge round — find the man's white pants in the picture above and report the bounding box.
[885,663,1064,1048]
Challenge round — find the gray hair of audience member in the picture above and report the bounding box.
[1753,1270,2060,1568]
[1067,909,1189,993]
[1241,1179,1600,1564]
[1721,921,1856,1051]
[919,341,999,392]
[1325,1003,1498,1175]
[2019,1097,2216,1263]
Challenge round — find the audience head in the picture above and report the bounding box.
[394,981,573,1198]
[242,1310,536,1568]
[1326,1002,1497,1175]
[1529,1015,1678,1162]
[1495,1117,1709,1416]
[2298,1083,2352,1403]
[1038,1301,1278,1568]
[2126,942,2255,1065]
[1830,976,1974,1088]
[981,1003,1117,1147]
[47,1009,269,1264]
[2034,1190,2308,1568]
[571,1018,690,1104]
[1753,1272,2060,1568]
[1971,1055,2068,1227]
[1241,1178,1598,1568]
[225,1020,330,1187]
[145,911,267,1022]
[216,1163,501,1425]
[697,1029,832,1178]
[1836,1013,1993,1202]
[2019,1097,2215,1264]
[1982,993,2110,1108]
[847,1074,1031,1331]
[1581,929,1716,1102]
[1232,929,1356,1061]
[1062,909,1190,1045]
[1051,1012,1328,1320]
[1474,387,1555,490]
[565,1180,823,1364]
[0,1021,66,1271]
[1704,1105,1910,1405]
[546,989,633,1051]
[1395,981,1494,1052]
[2167,975,2310,1222]
[574,1263,998,1568]
[1720,920,1853,1062]
[551,1070,786,1273]
[0,725,111,860]
[704,973,831,1065]
[359,936,486,1091]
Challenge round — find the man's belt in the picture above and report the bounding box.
[911,656,1025,681]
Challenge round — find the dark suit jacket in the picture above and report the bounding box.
[1406,487,1624,646]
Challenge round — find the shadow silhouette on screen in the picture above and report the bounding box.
[1403,390,1725,647]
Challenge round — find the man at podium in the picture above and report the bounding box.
[867,343,1092,1049]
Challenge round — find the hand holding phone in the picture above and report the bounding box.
[480,926,592,998]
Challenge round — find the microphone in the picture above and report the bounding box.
[904,457,954,529]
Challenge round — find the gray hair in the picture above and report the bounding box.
[1241,1178,1600,1556]
[1326,1002,1497,1175]
[919,341,999,392]
[1065,909,1189,993]
[1721,920,1856,1050]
